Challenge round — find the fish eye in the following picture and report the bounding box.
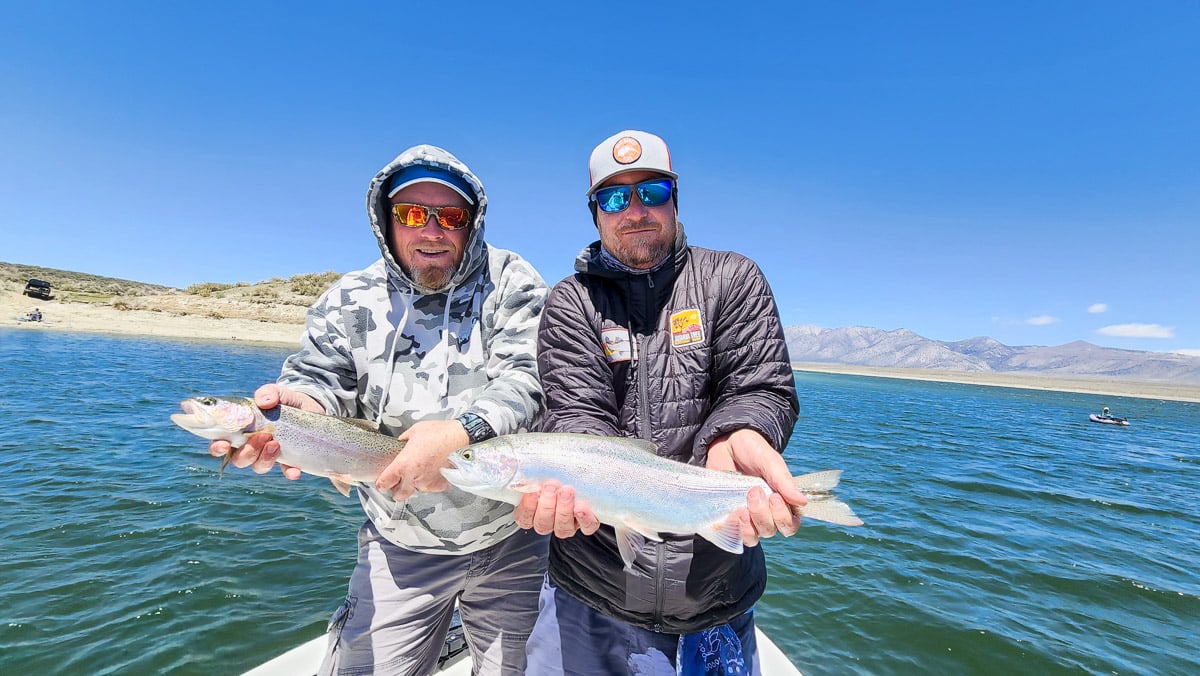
[462,450,473,461]
[199,397,215,405]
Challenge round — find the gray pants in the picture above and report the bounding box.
[319,521,548,676]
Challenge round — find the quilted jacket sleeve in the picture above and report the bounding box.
[693,256,799,460]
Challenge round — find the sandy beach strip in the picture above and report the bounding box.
[2,291,304,348]
[793,362,1200,404]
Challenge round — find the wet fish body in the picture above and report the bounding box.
[170,396,405,495]
[441,432,862,565]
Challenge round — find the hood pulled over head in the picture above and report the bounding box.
[366,145,488,293]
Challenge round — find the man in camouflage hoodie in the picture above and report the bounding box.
[212,145,549,674]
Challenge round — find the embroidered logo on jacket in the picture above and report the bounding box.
[670,309,705,347]
[602,327,634,363]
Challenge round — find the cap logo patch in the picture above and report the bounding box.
[613,137,642,165]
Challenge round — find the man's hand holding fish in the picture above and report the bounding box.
[207,384,322,480]
[707,428,808,546]
[373,419,469,501]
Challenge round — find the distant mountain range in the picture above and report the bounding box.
[785,326,1200,385]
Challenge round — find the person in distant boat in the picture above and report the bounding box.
[518,130,802,673]
[1102,406,1111,418]
[207,145,549,676]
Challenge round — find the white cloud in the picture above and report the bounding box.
[1097,324,1175,338]
[1176,349,1200,357]
[1025,315,1059,326]
[1087,303,1107,314]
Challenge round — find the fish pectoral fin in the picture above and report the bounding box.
[697,518,744,555]
[328,475,356,498]
[614,527,646,570]
[508,473,540,493]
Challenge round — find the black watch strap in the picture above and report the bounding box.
[456,412,496,444]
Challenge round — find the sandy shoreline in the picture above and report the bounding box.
[5,290,1197,403]
[1,290,304,348]
[792,362,1200,404]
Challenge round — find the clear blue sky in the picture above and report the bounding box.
[2,3,1197,354]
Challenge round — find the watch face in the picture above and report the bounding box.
[458,413,492,443]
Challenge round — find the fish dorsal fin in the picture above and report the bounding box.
[338,417,381,433]
[696,516,744,555]
[614,527,645,570]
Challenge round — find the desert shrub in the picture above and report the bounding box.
[290,271,341,297]
[186,282,235,296]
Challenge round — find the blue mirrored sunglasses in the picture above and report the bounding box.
[593,179,674,213]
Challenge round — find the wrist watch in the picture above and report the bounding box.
[456,412,496,444]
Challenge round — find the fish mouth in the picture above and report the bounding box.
[440,467,489,491]
[171,399,213,431]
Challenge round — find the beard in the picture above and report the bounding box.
[410,262,454,291]
[604,217,676,269]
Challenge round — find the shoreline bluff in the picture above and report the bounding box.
[5,291,1196,403]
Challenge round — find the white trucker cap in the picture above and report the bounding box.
[586,130,678,196]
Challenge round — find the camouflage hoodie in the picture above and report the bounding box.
[278,145,547,554]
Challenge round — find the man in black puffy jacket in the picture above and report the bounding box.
[519,130,802,674]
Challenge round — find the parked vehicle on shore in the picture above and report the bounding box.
[23,278,52,300]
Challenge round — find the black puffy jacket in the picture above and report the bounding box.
[537,229,799,633]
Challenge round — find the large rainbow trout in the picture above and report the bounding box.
[441,432,863,567]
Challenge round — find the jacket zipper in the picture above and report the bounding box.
[638,274,667,629]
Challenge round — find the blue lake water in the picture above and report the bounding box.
[1,328,1197,674]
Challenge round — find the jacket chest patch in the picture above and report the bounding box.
[670,308,705,348]
[602,327,635,363]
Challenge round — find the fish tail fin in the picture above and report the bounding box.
[793,470,843,492]
[218,452,231,478]
[791,470,864,527]
[794,496,864,527]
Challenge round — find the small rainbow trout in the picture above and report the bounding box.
[171,396,405,496]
